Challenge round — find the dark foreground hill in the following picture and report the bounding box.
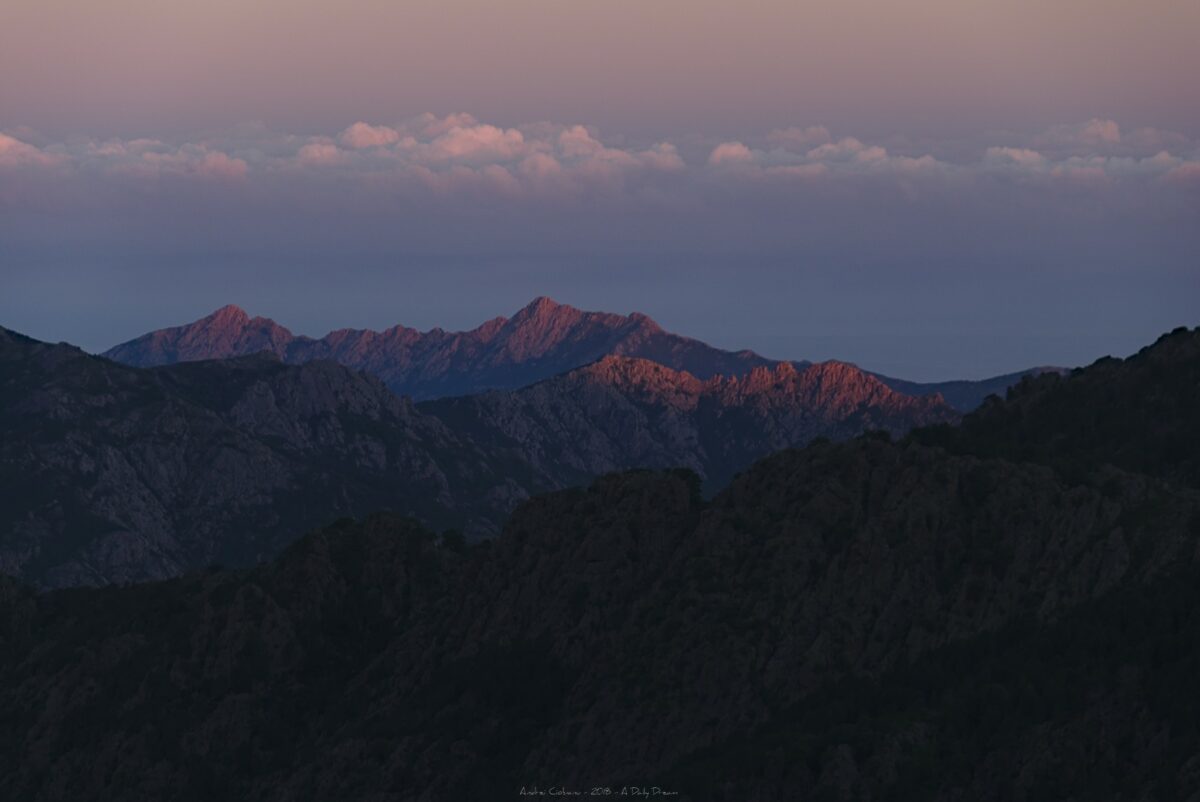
[874,365,1067,413]
[914,325,1200,490]
[103,298,1048,409]
[0,327,954,588]
[0,327,535,587]
[1,327,1198,801]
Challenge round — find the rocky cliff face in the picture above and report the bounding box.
[425,355,958,490]
[1,319,1198,801]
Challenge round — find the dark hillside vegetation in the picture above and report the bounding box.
[1,326,953,588]
[0,326,1198,800]
[915,326,1200,489]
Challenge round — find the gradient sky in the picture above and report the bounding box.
[1,0,1197,379]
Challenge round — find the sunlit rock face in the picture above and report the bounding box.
[423,355,958,491]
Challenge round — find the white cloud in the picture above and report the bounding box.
[980,144,1200,185]
[984,147,1048,170]
[1166,162,1200,185]
[423,123,527,163]
[707,142,755,166]
[1081,118,1121,144]
[806,137,884,162]
[339,122,402,149]
[296,140,345,167]
[0,132,65,168]
[75,138,248,178]
[708,135,945,180]
[1035,118,1121,152]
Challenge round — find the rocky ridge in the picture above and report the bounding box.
[0,327,534,587]
[424,355,957,490]
[103,297,1050,408]
[2,326,956,588]
[103,297,776,400]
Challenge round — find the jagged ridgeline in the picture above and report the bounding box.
[0,326,1198,801]
[103,297,1053,409]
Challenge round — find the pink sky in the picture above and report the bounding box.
[3,0,1198,138]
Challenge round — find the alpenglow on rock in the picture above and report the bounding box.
[103,297,1053,408]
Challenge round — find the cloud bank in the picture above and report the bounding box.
[1,114,1196,266]
[3,115,1197,195]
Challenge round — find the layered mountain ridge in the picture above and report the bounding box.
[0,325,539,587]
[1,325,956,588]
[2,326,1198,800]
[103,298,1053,408]
[103,297,777,401]
[425,354,956,490]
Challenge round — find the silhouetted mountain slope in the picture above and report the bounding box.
[915,326,1200,489]
[873,366,1068,412]
[103,298,777,399]
[2,326,1198,799]
[424,355,957,490]
[665,563,1200,800]
[0,327,537,588]
[1,428,1197,800]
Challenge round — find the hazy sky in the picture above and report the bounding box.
[1,0,1197,379]
[5,0,1200,137]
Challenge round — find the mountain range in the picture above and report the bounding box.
[102,298,1058,409]
[0,327,535,587]
[0,325,956,588]
[2,325,1197,801]
[424,354,954,491]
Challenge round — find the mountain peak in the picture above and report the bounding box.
[518,296,568,317]
[506,296,585,330]
[105,298,772,397]
[101,304,293,367]
[205,304,251,326]
[626,310,664,334]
